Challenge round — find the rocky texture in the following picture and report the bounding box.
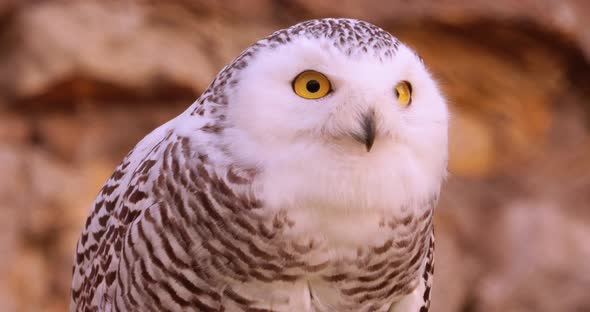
[0,1,589,311]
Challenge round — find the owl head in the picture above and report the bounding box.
[188,18,448,210]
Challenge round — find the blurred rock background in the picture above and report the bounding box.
[0,1,589,311]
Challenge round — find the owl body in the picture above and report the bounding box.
[71,18,447,311]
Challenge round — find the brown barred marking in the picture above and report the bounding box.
[420,232,435,312]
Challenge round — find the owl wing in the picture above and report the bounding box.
[71,116,261,311]
[389,230,435,312]
[70,121,181,311]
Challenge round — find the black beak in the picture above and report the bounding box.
[352,109,377,152]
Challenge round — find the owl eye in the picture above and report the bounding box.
[293,70,331,99]
[394,81,412,107]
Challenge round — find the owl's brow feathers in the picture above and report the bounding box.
[191,18,402,119]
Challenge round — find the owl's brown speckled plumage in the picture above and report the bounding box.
[71,18,445,312]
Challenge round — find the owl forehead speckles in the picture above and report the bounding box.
[191,18,405,116]
[266,19,401,58]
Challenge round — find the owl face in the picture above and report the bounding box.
[223,20,448,211]
[228,35,447,160]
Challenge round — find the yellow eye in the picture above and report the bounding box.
[293,70,331,99]
[395,81,412,107]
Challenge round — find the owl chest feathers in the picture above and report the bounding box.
[134,132,438,310]
[199,159,436,310]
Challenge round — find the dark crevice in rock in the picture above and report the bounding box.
[29,120,45,147]
[10,75,198,114]
[460,291,479,312]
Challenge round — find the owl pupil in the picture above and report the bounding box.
[306,80,320,93]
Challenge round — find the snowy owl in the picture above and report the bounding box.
[71,18,448,312]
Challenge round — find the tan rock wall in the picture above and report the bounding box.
[0,1,589,311]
